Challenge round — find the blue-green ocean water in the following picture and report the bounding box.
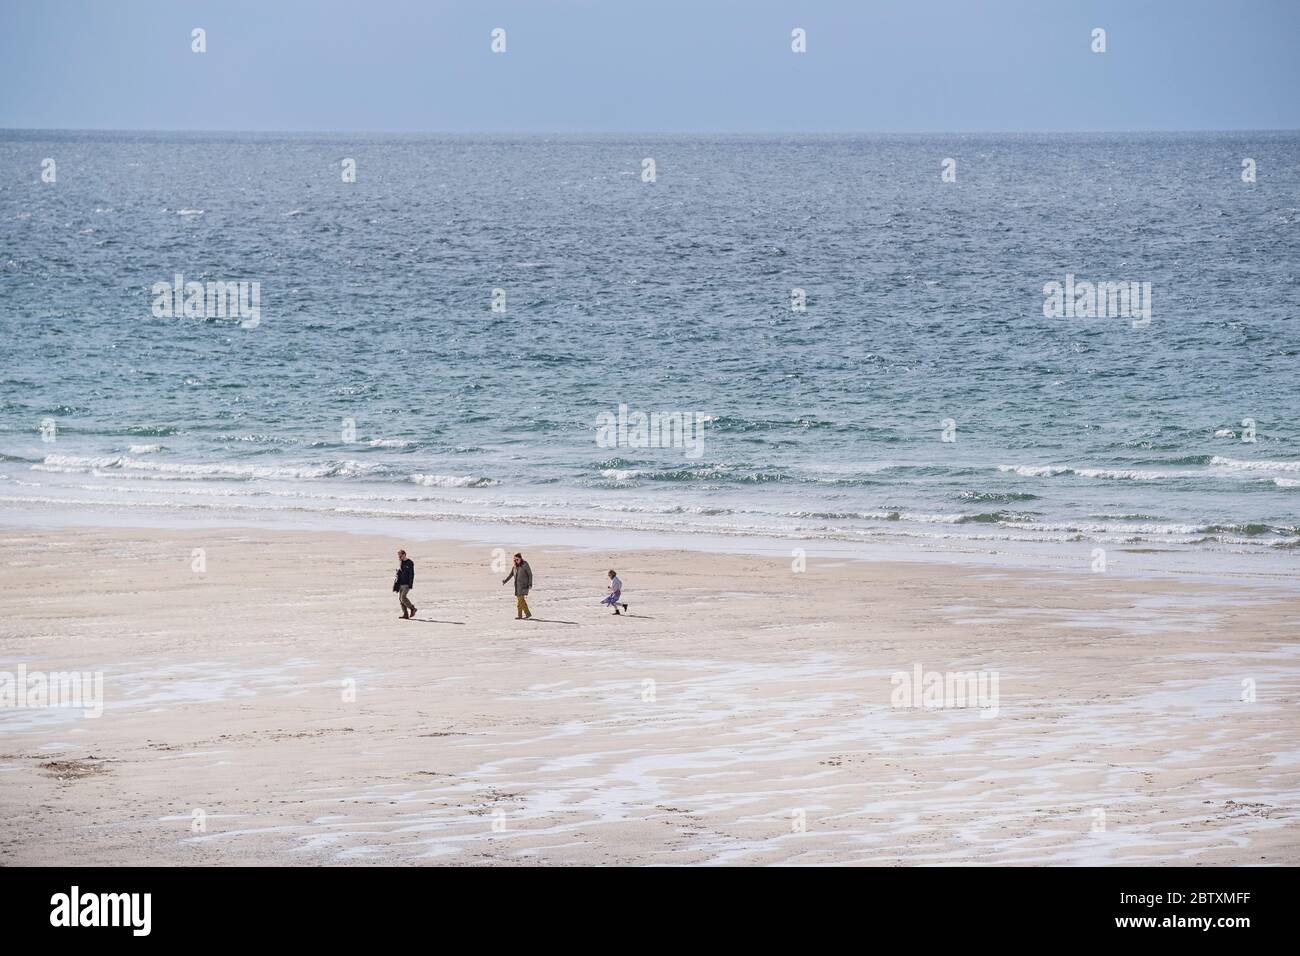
[1,131,1298,561]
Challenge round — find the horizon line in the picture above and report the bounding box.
[4,126,1299,136]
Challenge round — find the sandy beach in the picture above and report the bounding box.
[1,524,1297,866]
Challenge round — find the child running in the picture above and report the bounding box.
[601,569,629,615]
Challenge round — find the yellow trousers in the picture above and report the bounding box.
[516,595,531,617]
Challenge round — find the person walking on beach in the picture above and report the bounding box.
[601,569,629,615]
[394,549,416,619]
[502,552,532,619]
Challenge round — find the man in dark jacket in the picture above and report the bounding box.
[394,549,416,619]
[502,552,532,619]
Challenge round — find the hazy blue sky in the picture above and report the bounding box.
[2,0,1298,132]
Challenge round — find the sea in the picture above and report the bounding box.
[1,130,1297,572]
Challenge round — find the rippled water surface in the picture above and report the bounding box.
[2,131,1298,559]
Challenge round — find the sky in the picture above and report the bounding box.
[1,0,1298,132]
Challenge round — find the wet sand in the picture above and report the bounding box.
[1,525,1298,865]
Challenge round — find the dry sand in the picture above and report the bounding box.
[1,525,1297,865]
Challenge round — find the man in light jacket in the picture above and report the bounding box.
[502,552,532,619]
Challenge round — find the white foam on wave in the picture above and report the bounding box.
[1005,519,1205,536]
[367,438,414,448]
[50,480,482,508]
[997,465,1071,478]
[409,473,495,488]
[1073,467,1171,481]
[1211,456,1300,474]
[34,454,382,481]
[998,464,1170,481]
[5,488,1295,556]
[793,509,967,524]
[127,444,162,454]
[1004,458,1300,483]
[889,511,964,524]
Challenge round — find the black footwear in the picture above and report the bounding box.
[612,609,620,615]
[409,607,418,617]
[621,604,628,611]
